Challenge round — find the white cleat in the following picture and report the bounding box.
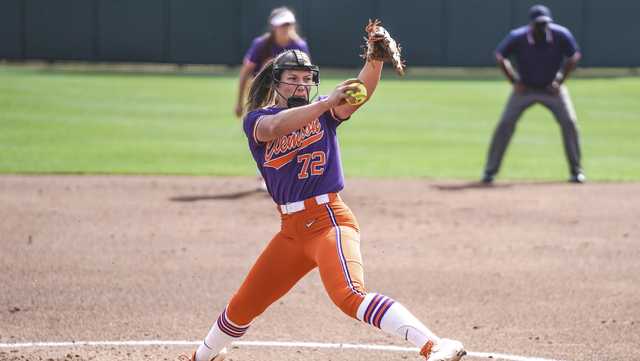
[176,347,227,361]
[210,348,227,361]
[422,339,466,361]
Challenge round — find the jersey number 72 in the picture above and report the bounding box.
[297,151,326,179]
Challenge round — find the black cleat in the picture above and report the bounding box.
[481,173,494,184]
[569,172,586,184]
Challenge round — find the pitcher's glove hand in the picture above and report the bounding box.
[361,19,405,76]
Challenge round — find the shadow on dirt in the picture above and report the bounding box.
[432,180,574,191]
[170,189,269,202]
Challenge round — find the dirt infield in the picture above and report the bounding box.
[1,176,638,361]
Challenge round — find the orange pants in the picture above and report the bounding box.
[226,193,366,325]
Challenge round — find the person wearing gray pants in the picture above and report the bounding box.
[482,5,585,184]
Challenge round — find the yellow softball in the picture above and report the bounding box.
[345,83,368,106]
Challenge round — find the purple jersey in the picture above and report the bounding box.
[245,35,310,75]
[496,24,579,88]
[243,99,346,205]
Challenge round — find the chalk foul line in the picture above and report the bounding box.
[0,339,565,361]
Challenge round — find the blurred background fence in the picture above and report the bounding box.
[1,0,639,67]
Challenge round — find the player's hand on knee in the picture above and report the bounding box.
[514,81,528,94]
[546,81,561,95]
[234,103,243,118]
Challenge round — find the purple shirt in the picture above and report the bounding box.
[496,23,579,88]
[244,35,310,75]
[243,100,345,205]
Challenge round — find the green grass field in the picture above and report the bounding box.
[1,66,639,180]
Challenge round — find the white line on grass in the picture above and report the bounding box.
[0,339,565,361]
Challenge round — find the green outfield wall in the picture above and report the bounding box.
[1,0,639,67]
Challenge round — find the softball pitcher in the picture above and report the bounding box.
[180,21,465,361]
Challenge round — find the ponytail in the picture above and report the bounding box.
[246,59,277,113]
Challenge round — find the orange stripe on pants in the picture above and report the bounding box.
[226,196,365,326]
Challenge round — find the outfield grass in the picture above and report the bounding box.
[1,66,639,180]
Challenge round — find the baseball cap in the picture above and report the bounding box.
[270,9,296,27]
[529,4,553,23]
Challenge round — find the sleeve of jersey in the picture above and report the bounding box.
[299,39,311,57]
[245,38,262,64]
[316,95,350,127]
[243,109,269,147]
[560,29,580,57]
[496,32,516,58]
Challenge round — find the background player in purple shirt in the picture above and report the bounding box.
[180,23,466,361]
[482,5,585,184]
[234,7,310,117]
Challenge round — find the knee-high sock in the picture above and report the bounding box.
[195,307,250,361]
[356,293,440,348]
